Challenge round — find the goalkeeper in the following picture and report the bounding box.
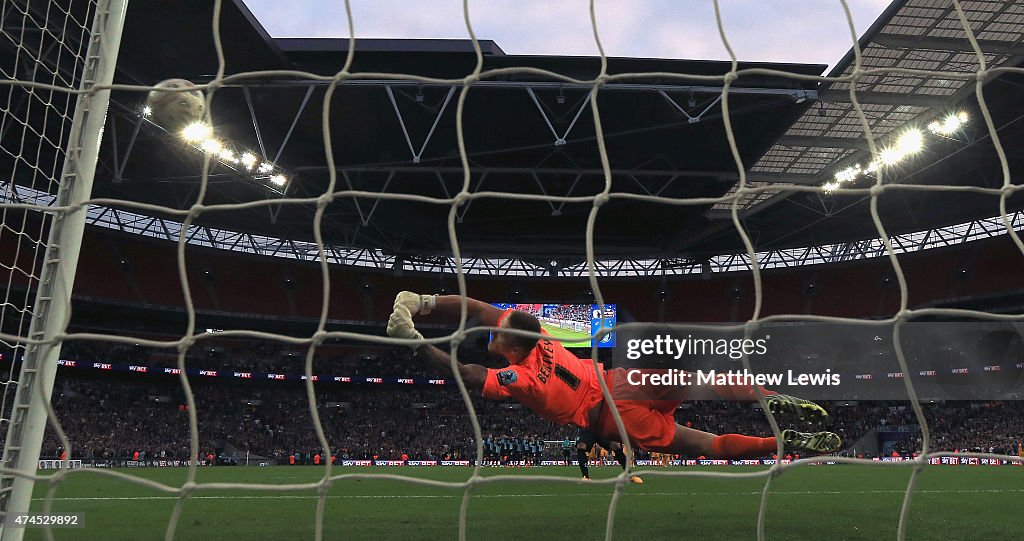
[388,292,841,459]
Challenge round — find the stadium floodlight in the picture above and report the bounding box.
[834,164,862,184]
[878,147,903,166]
[174,122,290,191]
[200,138,223,155]
[895,128,924,155]
[181,121,212,143]
[928,111,969,136]
[240,152,257,169]
[824,116,967,193]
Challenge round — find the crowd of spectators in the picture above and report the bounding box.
[886,401,1022,456]
[510,304,543,317]
[547,304,590,324]
[22,373,1024,465]
[32,376,565,464]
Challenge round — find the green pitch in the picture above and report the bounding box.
[24,464,1023,540]
[541,322,593,348]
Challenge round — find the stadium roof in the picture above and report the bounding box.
[696,0,1024,255]
[91,0,822,264]
[7,0,1024,277]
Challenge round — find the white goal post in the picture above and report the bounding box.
[0,0,127,538]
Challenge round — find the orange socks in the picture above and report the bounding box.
[711,434,777,458]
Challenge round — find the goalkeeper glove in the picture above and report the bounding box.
[387,305,424,350]
[394,291,437,316]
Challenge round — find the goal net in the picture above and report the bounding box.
[0,0,125,535]
[1,0,1023,540]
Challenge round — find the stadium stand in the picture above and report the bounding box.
[34,373,1024,464]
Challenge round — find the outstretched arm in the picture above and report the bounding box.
[432,295,504,327]
[416,344,487,391]
[387,304,488,390]
[394,291,503,327]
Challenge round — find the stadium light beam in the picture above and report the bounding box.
[160,118,292,195]
[181,122,212,143]
[240,152,257,169]
[200,139,223,155]
[218,149,237,163]
[824,113,967,193]
[895,129,923,155]
[878,147,903,166]
[834,164,862,184]
[928,111,969,136]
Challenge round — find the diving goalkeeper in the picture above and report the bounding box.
[387,293,841,458]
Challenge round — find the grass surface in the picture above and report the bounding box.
[540,322,593,348]
[23,464,1024,540]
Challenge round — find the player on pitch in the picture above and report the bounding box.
[387,292,841,463]
[574,430,642,483]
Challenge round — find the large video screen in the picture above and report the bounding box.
[491,303,617,348]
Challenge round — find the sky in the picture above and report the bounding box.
[242,0,895,71]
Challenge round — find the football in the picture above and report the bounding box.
[145,78,205,131]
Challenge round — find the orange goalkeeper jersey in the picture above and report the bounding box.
[482,309,605,428]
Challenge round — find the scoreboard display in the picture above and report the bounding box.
[491,303,617,348]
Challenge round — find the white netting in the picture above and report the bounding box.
[0,0,101,527]
[0,0,96,410]
[0,0,1023,540]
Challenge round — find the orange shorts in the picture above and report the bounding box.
[594,368,686,451]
